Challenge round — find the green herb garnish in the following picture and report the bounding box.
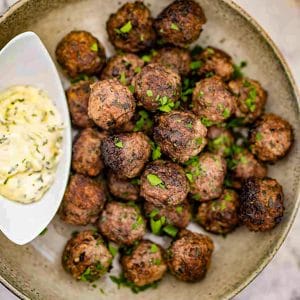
[163,225,178,238]
[170,23,180,31]
[90,43,98,52]
[147,174,165,188]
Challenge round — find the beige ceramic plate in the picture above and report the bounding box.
[0,0,300,299]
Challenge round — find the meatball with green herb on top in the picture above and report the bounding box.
[106,1,156,52]
[121,240,167,287]
[153,111,207,163]
[140,160,189,206]
[239,177,284,231]
[98,201,146,246]
[56,31,106,78]
[132,63,181,112]
[88,79,136,130]
[101,132,151,179]
[62,230,112,282]
[196,189,240,234]
[166,229,214,282]
[154,0,206,48]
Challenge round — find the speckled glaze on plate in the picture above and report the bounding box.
[0,1,299,299]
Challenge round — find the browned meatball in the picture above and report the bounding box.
[144,200,191,229]
[228,78,267,124]
[121,240,167,287]
[192,76,236,124]
[106,1,156,52]
[194,47,234,81]
[207,125,234,157]
[185,153,226,201]
[100,53,144,85]
[249,113,293,162]
[132,63,181,112]
[151,47,191,76]
[154,0,206,48]
[88,79,136,130]
[107,171,140,201]
[101,132,151,179]
[166,229,214,282]
[66,80,94,128]
[60,174,107,226]
[72,128,107,177]
[153,111,207,163]
[196,189,240,234]
[140,160,189,206]
[98,201,146,245]
[56,31,106,78]
[239,177,284,231]
[62,230,112,281]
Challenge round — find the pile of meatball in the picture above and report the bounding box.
[56,0,293,290]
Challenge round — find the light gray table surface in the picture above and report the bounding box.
[0,0,299,299]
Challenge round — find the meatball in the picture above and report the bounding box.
[151,47,191,76]
[249,113,293,162]
[166,229,214,282]
[106,1,156,52]
[140,160,189,206]
[101,132,151,179]
[98,201,146,245]
[66,80,94,128]
[196,189,240,234]
[228,78,267,124]
[56,31,106,78]
[144,200,191,229]
[194,47,234,81]
[207,126,234,157]
[72,128,107,177]
[100,53,144,85]
[121,240,167,287]
[154,0,206,48]
[62,230,112,281]
[132,63,181,112]
[239,177,284,231]
[185,153,226,201]
[60,174,107,226]
[154,111,207,163]
[192,76,236,124]
[107,171,140,201]
[88,79,136,130]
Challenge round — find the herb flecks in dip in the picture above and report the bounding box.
[0,85,63,204]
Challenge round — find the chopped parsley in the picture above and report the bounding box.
[222,107,231,119]
[132,215,144,230]
[170,23,180,31]
[186,172,193,183]
[108,243,118,257]
[245,86,257,112]
[116,21,132,34]
[201,117,214,127]
[133,110,153,132]
[114,137,123,148]
[175,206,183,214]
[134,66,142,73]
[146,90,153,97]
[90,43,98,52]
[150,216,166,235]
[150,244,159,253]
[120,72,127,85]
[147,174,165,188]
[158,96,175,113]
[149,141,162,160]
[256,132,263,141]
[163,225,178,238]
[190,60,203,70]
[232,61,247,79]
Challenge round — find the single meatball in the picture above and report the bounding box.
[196,189,240,234]
[228,78,267,124]
[192,76,236,124]
[62,230,112,281]
[154,0,206,48]
[88,79,136,130]
[186,153,226,201]
[151,47,191,76]
[249,113,293,162]
[140,160,189,206]
[66,80,94,128]
[60,174,107,225]
[194,47,234,81]
[72,128,107,177]
[98,201,146,245]
[107,171,140,201]
[56,31,106,78]
[100,53,144,85]
[154,111,207,163]
[166,229,214,282]
[106,1,156,52]
[239,177,284,231]
[144,200,191,229]
[132,63,181,112]
[207,126,234,157]
[121,240,167,287]
[101,132,151,178]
